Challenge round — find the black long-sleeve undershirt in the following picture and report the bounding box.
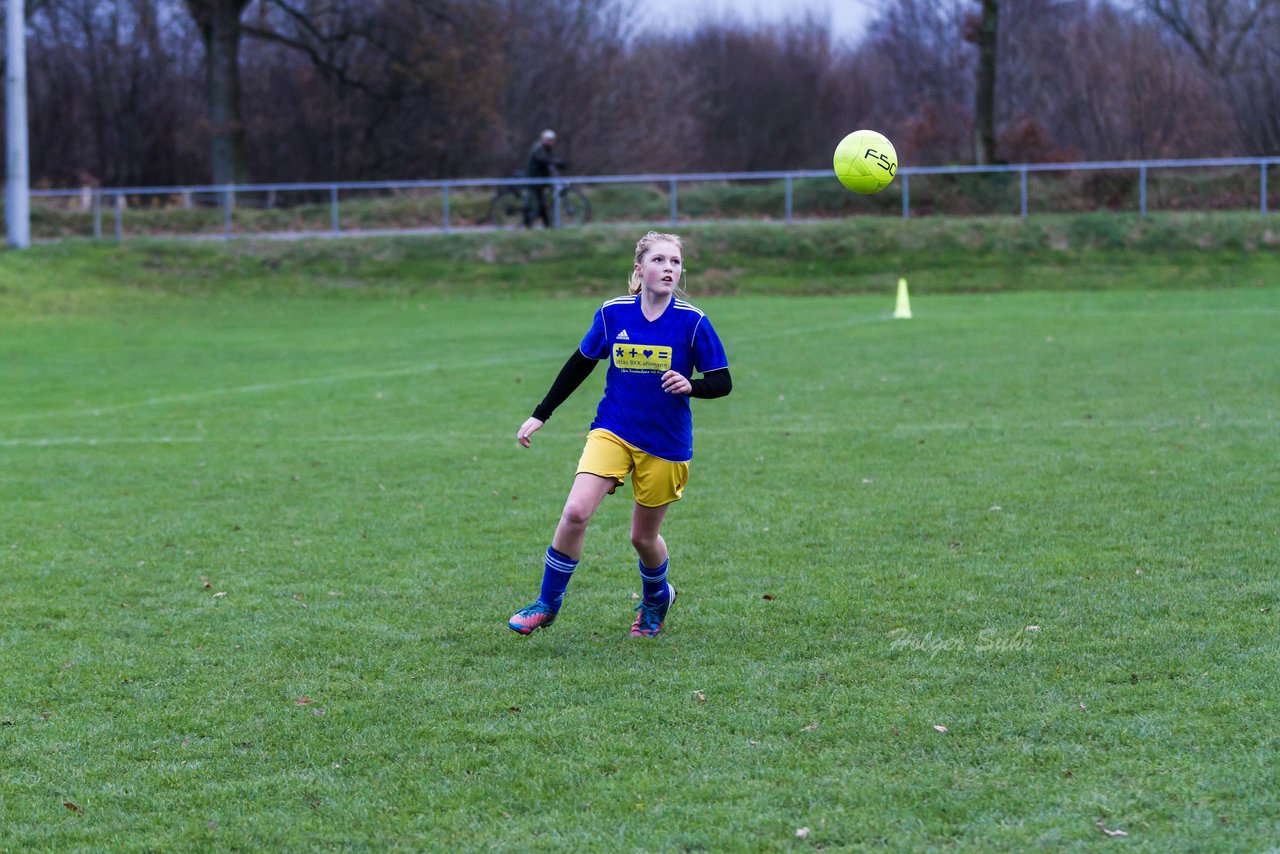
[532,350,597,422]
[530,349,732,422]
[690,366,732,399]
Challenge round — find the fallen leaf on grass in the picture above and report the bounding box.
[64,801,84,815]
[507,706,521,713]
[295,696,314,706]
[933,725,948,734]
[762,594,775,601]
[1095,819,1128,837]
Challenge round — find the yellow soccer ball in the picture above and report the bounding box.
[833,129,898,194]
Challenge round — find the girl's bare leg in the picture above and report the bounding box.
[551,473,618,559]
[629,502,671,569]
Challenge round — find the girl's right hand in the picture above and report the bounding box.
[517,417,545,448]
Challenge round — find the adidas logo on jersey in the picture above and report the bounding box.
[616,329,630,340]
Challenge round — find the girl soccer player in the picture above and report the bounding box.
[509,231,732,637]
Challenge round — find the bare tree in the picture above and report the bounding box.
[18,0,1275,189]
[671,16,847,172]
[492,0,640,175]
[26,0,203,186]
[1143,0,1274,71]
[966,0,999,163]
[185,0,253,184]
[1141,0,1280,151]
[858,0,974,164]
[1044,2,1231,157]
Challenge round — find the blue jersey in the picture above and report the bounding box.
[579,295,728,462]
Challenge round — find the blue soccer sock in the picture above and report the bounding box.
[539,546,578,612]
[639,557,670,606]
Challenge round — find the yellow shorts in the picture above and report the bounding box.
[576,429,690,508]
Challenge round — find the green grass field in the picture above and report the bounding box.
[2,223,1278,850]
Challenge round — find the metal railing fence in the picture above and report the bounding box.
[27,155,1279,242]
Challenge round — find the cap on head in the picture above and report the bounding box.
[540,129,557,142]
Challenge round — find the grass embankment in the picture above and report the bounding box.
[4,212,1278,310]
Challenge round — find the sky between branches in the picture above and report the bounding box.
[639,0,874,44]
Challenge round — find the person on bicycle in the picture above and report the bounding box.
[524,129,566,228]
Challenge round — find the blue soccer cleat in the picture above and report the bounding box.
[630,584,677,638]
[508,601,557,635]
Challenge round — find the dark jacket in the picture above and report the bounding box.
[526,143,565,179]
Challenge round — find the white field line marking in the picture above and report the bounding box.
[5,416,1273,449]
[2,317,891,429]
[5,299,1276,425]
[0,436,207,447]
[747,313,894,340]
[702,418,1278,434]
[0,350,566,425]
[734,302,1280,345]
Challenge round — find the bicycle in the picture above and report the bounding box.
[487,171,591,228]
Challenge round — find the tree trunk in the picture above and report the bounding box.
[186,0,252,185]
[973,0,999,164]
